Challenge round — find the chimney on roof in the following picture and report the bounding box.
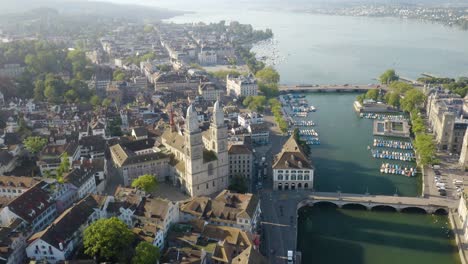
[298,161,303,168]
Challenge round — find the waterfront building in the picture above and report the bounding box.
[459,129,468,170]
[226,74,258,98]
[458,194,468,241]
[273,135,314,190]
[426,92,467,153]
[161,101,229,197]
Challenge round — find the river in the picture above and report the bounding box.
[157,3,466,264]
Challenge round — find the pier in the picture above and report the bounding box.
[279,84,388,93]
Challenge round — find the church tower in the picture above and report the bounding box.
[184,104,203,196]
[210,100,229,190]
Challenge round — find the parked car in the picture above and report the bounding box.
[439,189,447,196]
[434,170,441,176]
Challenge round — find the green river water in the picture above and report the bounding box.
[296,93,460,264]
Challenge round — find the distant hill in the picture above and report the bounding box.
[0,0,182,20]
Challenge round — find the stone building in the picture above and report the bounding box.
[228,144,254,181]
[226,74,258,98]
[161,101,229,197]
[426,92,467,153]
[273,135,314,191]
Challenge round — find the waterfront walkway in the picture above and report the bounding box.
[279,84,388,93]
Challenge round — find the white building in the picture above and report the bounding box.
[238,112,263,128]
[198,50,217,65]
[26,195,105,263]
[273,135,314,191]
[226,74,258,98]
[0,183,57,233]
[63,168,97,201]
[0,176,41,199]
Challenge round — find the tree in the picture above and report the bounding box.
[23,136,47,154]
[389,81,413,94]
[56,153,70,183]
[102,98,112,108]
[34,79,45,101]
[243,96,266,112]
[229,175,248,193]
[131,174,158,193]
[64,89,78,103]
[384,92,400,108]
[113,69,126,81]
[400,88,425,113]
[83,217,134,262]
[379,69,399,84]
[132,241,160,264]
[90,95,101,107]
[259,82,279,98]
[255,66,280,84]
[365,89,379,101]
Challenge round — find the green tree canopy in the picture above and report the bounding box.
[389,81,413,95]
[384,92,400,108]
[23,136,47,154]
[255,66,280,84]
[90,95,101,107]
[379,69,399,84]
[131,174,158,193]
[113,69,127,81]
[365,89,379,101]
[401,88,425,112]
[242,96,266,112]
[83,217,135,262]
[229,175,248,194]
[132,241,160,264]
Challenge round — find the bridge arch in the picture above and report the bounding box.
[371,205,398,212]
[313,201,339,208]
[341,203,368,210]
[434,208,448,215]
[401,207,427,214]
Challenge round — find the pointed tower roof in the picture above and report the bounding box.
[213,100,224,127]
[186,104,199,133]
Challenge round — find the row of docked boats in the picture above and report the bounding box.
[360,113,407,121]
[293,112,309,117]
[380,163,417,177]
[290,120,316,127]
[373,139,413,150]
[371,149,415,161]
[306,138,321,145]
[298,129,319,137]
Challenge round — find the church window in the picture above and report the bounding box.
[206,183,209,189]
[212,181,215,187]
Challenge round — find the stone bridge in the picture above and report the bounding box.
[279,84,388,93]
[296,192,456,214]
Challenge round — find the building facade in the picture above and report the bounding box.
[273,135,314,191]
[226,74,258,98]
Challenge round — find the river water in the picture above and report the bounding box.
[160,5,464,264]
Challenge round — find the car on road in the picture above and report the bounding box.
[287,250,294,264]
[439,189,447,196]
[434,170,441,176]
